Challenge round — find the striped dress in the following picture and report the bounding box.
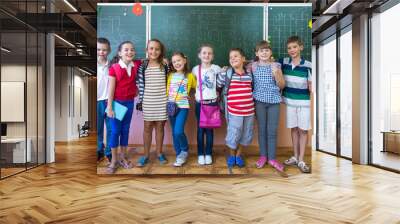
[227,73,255,116]
[143,66,168,121]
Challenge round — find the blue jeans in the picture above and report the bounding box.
[169,108,189,156]
[255,101,280,159]
[195,102,215,156]
[109,100,134,148]
[97,100,111,156]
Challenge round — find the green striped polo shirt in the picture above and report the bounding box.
[279,57,312,107]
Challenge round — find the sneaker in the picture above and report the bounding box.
[198,155,205,165]
[158,154,168,165]
[106,154,112,163]
[136,156,149,167]
[226,155,236,167]
[297,161,311,173]
[284,156,298,166]
[174,151,188,167]
[256,156,267,168]
[205,155,212,165]
[236,156,245,168]
[97,151,105,162]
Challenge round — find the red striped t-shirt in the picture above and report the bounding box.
[227,72,254,116]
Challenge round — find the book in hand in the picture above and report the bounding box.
[105,101,128,121]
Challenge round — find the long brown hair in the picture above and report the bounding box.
[147,39,166,68]
[110,41,134,65]
[169,52,189,77]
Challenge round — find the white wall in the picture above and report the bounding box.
[54,67,89,141]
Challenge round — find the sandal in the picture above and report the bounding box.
[256,156,267,168]
[269,160,288,177]
[297,161,311,173]
[269,160,285,172]
[118,159,133,169]
[106,163,119,174]
[284,156,298,166]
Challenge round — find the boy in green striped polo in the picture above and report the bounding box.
[279,36,312,173]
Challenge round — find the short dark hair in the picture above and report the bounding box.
[97,37,110,47]
[286,36,303,46]
[229,48,245,57]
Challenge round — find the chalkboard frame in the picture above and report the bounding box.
[97,3,312,63]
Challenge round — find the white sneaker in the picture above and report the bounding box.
[198,155,205,165]
[174,151,188,167]
[205,155,212,165]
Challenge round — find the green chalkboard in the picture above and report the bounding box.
[97,5,147,60]
[268,6,312,61]
[150,6,264,67]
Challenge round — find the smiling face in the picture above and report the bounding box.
[198,46,214,64]
[229,50,245,69]
[147,41,162,61]
[287,42,303,59]
[118,42,135,63]
[172,54,187,73]
[256,48,272,62]
[97,42,109,60]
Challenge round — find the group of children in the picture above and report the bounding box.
[97,36,312,174]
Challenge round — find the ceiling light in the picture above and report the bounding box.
[54,34,75,48]
[78,67,92,76]
[1,47,11,53]
[63,0,78,12]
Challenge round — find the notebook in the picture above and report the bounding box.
[105,101,128,121]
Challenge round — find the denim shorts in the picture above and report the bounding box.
[225,113,254,150]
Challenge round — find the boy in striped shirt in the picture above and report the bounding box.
[279,36,312,173]
[218,48,254,168]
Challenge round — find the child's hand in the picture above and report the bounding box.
[107,107,115,118]
[221,66,228,72]
[163,58,169,65]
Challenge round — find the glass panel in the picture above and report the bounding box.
[317,35,337,154]
[27,31,38,169]
[371,4,400,171]
[1,31,27,177]
[38,32,45,165]
[339,27,352,158]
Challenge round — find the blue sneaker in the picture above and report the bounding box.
[236,156,245,168]
[158,154,168,164]
[227,155,236,167]
[137,156,149,167]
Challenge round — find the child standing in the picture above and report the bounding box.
[192,44,222,165]
[218,48,255,168]
[167,52,196,166]
[106,41,141,174]
[249,41,286,172]
[136,39,169,167]
[97,37,112,162]
[280,36,312,173]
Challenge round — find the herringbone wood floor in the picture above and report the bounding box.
[1,136,400,223]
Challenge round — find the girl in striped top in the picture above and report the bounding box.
[166,52,196,167]
[136,39,169,167]
[218,48,255,168]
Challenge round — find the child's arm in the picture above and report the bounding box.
[272,63,285,89]
[107,77,116,118]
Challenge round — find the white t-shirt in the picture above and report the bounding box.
[192,64,221,102]
[97,61,109,101]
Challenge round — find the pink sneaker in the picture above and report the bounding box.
[268,160,285,173]
[256,156,267,168]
